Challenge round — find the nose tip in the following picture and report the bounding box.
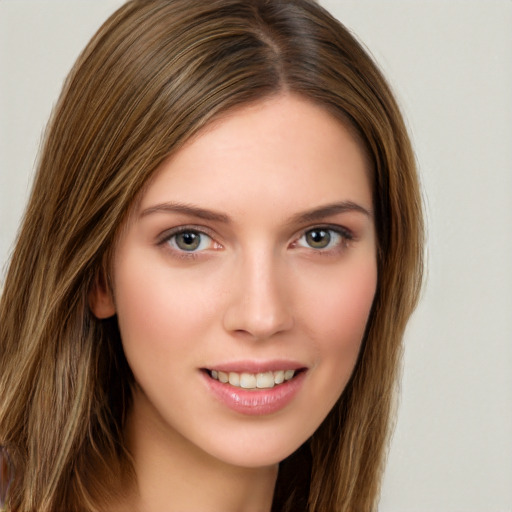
[231,300,294,341]
[222,259,294,341]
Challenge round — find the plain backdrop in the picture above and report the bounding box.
[1,1,511,511]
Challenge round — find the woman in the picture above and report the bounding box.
[0,0,423,511]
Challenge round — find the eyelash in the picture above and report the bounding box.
[293,225,354,253]
[157,226,219,259]
[157,224,354,259]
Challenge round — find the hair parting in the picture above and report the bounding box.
[0,1,423,510]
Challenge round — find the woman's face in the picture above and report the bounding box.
[93,94,377,468]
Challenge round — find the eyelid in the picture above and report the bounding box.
[292,224,355,250]
[156,225,222,257]
[156,224,214,243]
[301,223,354,239]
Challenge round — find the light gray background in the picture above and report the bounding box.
[1,1,511,511]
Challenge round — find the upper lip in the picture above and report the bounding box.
[202,360,307,373]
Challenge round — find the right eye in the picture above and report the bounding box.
[164,229,215,253]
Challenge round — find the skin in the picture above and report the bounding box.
[91,93,377,512]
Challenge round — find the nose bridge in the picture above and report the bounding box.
[223,244,293,340]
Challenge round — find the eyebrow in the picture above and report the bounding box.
[140,202,230,223]
[139,200,372,224]
[288,201,372,224]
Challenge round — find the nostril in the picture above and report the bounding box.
[221,270,294,339]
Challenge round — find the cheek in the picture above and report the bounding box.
[299,257,377,386]
[301,257,376,339]
[112,255,215,369]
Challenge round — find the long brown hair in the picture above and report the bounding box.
[0,1,423,510]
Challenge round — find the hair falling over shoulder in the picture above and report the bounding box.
[0,1,423,510]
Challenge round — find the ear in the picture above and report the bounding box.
[89,269,116,319]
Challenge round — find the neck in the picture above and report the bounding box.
[109,388,278,512]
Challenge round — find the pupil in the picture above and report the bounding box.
[177,232,200,250]
[307,229,330,248]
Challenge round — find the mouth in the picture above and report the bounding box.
[203,368,306,390]
[201,364,308,415]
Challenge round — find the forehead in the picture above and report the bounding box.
[138,94,372,219]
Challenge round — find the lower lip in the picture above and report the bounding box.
[203,371,306,416]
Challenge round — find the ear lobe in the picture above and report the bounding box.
[89,270,116,319]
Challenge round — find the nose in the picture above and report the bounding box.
[222,251,294,341]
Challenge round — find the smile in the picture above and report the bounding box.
[209,369,296,389]
[203,366,307,415]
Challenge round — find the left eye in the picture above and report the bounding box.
[167,230,214,252]
[297,228,345,250]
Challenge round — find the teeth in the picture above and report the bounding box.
[228,372,240,386]
[284,369,295,381]
[210,369,296,389]
[240,373,257,389]
[256,372,275,389]
[274,370,284,384]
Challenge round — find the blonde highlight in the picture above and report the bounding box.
[0,1,423,510]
